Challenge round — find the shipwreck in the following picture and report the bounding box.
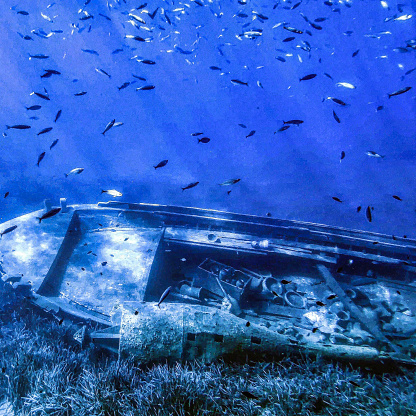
[1,199,416,365]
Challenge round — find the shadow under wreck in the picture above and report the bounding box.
[1,199,416,366]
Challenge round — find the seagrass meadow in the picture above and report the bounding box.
[1,283,416,416]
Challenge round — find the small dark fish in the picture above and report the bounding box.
[17,10,29,15]
[26,105,41,110]
[246,130,256,138]
[95,68,111,78]
[54,110,62,123]
[1,225,18,237]
[154,160,168,169]
[276,56,286,62]
[112,48,123,54]
[219,179,240,186]
[316,301,326,307]
[182,181,199,191]
[36,207,61,223]
[209,66,221,70]
[37,152,46,166]
[246,321,250,327]
[284,26,303,34]
[333,110,341,123]
[352,49,360,57]
[82,49,99,55]
[192,132,204,136]
[74,91,87,96]
[291,2,302,10]
[284,120,303,125]
[37,127,53,135]
[388,86,411,98]
[138,59,156,65]
[231,79,248,86]
[157,286,172,307]
[327,294,337,300]
[366,206,372,222]
[312,327,319,333]
[132,75,147,81]
[283,36,295,42]
[29,54,49,60]
[6,124,31,130]
[393,195,402,201]
[315,17,327,22]
[227,190,232,195]
[241,391,258,400]
[99,13,111,21]
[324,73,333,80]
[357,206,362,213]
[102,119,115,135]
[281,279,292,285]
[118,82,131,91]
[101,261,107,266]
[58,318,64,325]
[198,137,210,143]
[276,125,290,132]
[340,151,345,161]
[41,69,61,78]
[126,35,147,42]
[175,46,194,55]
[300,74,317,81]
[4,192,9,198]
[238,124,247,128]
[50,139,59,150]
[328,97,347,106]
[332,197,342,203]
[272,290,280,297]
[34,92,50,100]
[309,22,322,30]
[136,85,155,90]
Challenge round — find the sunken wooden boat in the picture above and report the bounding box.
[1,199,416,365]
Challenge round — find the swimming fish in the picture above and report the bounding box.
[6,125,31,130]
[157,286,172,307]
[366,151,385,158]
[392,195,402,201]
[81,49,99,55]
[37,127,53,135]
[36,208,61,223]
[231,79,248,86]
[198,137,210,143]
[283,120,303,125]
[182,181,199,191]
[219,179,240,186]
[26,105,42,110]
[101,189,122,197]
[300,74,317,81]
[333,110,341,123]
[366,206,372,222]
[332,197,342,203]
[340,151,345,161]
[54,110,62,123]
[102,119,115,135]
[246,130,256,138]
[388,86,411,98]
[154,160,168,169]
[65,168,84,177]
[136,85,155,90]
[37,152,46,166]
[50,139,59,150]
[0,225,18,238]
[95,68,111,78]
[337,82,356,89]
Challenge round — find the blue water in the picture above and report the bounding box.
[0,0,415,236]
